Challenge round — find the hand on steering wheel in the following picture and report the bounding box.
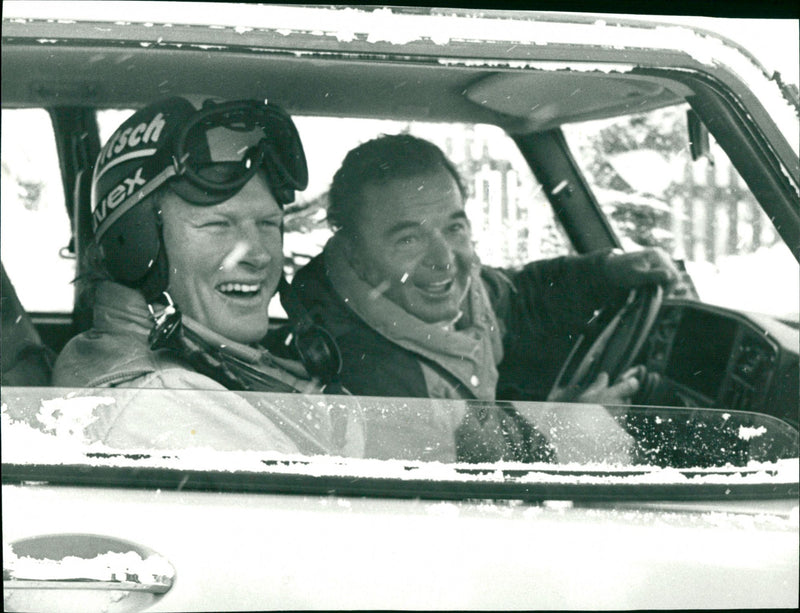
[602,247,679,290]
[547,285,663,403]
[549,368,644,404]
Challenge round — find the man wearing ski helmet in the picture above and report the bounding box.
[53,97,363,456]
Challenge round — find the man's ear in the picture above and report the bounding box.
[340,231,369,279]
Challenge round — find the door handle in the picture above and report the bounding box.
[4,533,175,613]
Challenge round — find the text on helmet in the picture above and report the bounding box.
[92,167,147,232]
[99,112,167,166]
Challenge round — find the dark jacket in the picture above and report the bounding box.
[289,250,620,402]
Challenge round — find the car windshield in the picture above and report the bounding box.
[563,103,800,323]
[3,387,798,501]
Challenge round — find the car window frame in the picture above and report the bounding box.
[3,385,798,503]
[4,455,797,503]
[3,6,798,503]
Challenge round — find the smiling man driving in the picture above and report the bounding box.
[290,134,678,406]
[53,97,363,456]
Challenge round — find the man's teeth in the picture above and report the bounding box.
[218,282,260,294]
[419,280,452,293]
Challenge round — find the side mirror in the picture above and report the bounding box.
[687,108,711,162]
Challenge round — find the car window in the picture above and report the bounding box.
[97,112,571,281]
[1,109,74,313]
[4,387,797,469]
[288,117,572,277]
[97,109,135,144]
[96,111,572,319]
[562,104,800,322]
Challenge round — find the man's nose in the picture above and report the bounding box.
[222,227,273,271]
[423,232,455,270]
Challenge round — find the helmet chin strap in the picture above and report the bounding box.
[139,255,171,305]
[143,273,343,389]
[141,225,181,351]
[147,291,183,351]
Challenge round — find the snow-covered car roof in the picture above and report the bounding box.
[4,2,797,201]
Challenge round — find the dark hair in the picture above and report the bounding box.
[327,134,467,236]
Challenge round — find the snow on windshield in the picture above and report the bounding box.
[3,388,797,487]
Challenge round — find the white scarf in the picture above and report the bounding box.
[323,234,504,400]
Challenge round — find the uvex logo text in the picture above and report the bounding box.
[98,112,167,166]
[92,167,147,232]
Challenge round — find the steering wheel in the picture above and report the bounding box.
[548,285,663,399]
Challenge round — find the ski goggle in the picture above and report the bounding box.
[132,99,308,212]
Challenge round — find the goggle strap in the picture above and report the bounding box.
[263,144,304,191]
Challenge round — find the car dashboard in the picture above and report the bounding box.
[638,299,799,427]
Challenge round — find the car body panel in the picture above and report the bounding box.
[3,387,799,609]
[3,484,798,611]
